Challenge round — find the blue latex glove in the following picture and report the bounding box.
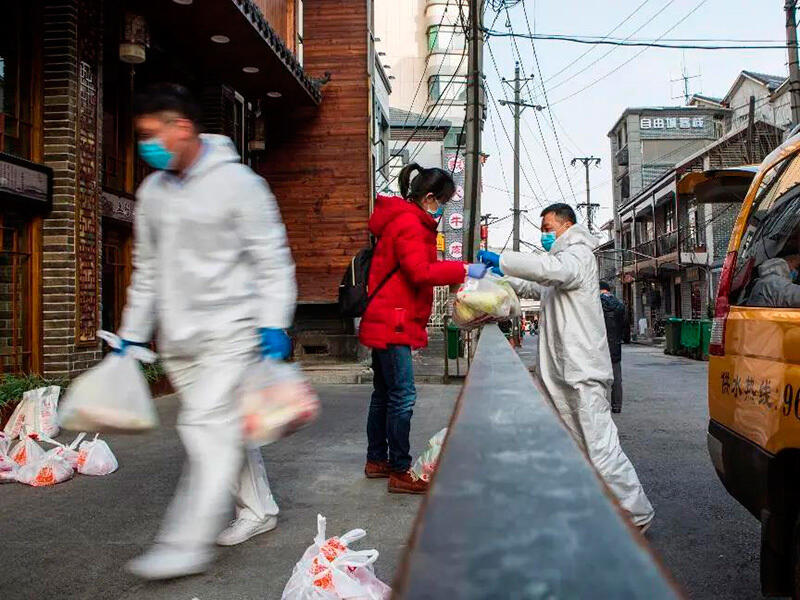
[259,328,292,360]
[111,339,149,355]
[491,266,504,276]
[466,263,489,279]
[477,250,501,269]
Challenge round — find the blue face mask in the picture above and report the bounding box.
[427,203,444,218]
[137,138,175,170]
[541,231,557,252]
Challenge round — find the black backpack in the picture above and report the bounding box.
[338,242,399,318]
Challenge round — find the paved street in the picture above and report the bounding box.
[0,384,458,600]
[585,341,762,599]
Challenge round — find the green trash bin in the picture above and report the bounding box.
[446,322,460,360]
[681,320,701,359]
[664,318,682,355]
[699,319,712,360]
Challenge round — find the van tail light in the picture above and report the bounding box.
[710,251,737,356]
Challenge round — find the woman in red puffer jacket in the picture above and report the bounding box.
[359,163,487,494]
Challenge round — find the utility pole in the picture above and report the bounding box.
[499,63,543,252]
[746,95,756,163]
[786,0,800,126]
[571,156,601,232]
[463,0,485,261]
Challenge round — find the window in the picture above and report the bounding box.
[0,3,34,159]
[731,151,800,304]
[427,26,439,51]
[428,75,468,104]
[0,211,32,373]
[444,128,466,150]
[665,203,676,232]
[296,0,304,66]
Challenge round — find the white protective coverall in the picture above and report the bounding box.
[501,224,654,526]
[119,134,296,551]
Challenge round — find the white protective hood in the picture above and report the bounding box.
[119,134,297,350]
[500,223,655,526]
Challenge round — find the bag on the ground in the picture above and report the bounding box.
[411,427,448,482]
[41,432,86,470]
[240,359,320,447]
[452,274,519,328]
[0,452,18,483]
[77,433,118,476]
[0,431,10,454]
[16,453,74,487]
[3,386,62,440]
[59,331,159,433]
[338,244,399,318]
[282,514,391,600]
[10,431,46,467]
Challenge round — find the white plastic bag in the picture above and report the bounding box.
[59,331,159,433]
[282,514,391,600]
[41,432,86,470]
[453,274,519,329]
[2,386,62,439]
[240,359,320,447]
[16,454,74,487]
[0,431,10,454]
[411,427,448,482]
[77,433,118,476]
[10,431,46,467]
[0,452,18,483]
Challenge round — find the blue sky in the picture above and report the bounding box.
[482,0,789,249]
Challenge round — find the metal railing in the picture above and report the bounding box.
[393,325,678,599]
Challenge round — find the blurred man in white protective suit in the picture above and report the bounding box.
[478,203,654,531]
[118,84,297,579]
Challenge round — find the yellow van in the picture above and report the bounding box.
[708,133,800,597]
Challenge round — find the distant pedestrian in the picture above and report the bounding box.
[359,163,486,494]
[600,281,625,414]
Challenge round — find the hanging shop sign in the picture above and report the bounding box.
[449,242,463,259]
[0,153,53,210]
[436,233,445,252]
[101,191,135,224]
[448,212,464,230]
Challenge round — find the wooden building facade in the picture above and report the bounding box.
[1,0,373,378]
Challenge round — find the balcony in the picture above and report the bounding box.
[616,144,629,166]
[656,231,678,256]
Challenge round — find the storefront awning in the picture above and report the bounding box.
[677,166,758,204]
[133,0,321,106]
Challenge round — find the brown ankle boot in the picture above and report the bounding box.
[388,469,429,494]
[364,460,391,479]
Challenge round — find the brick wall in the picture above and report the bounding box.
[41,0,103,378]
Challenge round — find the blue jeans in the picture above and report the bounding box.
[367,345,416,472]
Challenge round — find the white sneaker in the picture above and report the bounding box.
[216,516,278,546]
[126,545,212,580]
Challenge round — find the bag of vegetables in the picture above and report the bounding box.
[452,274,519,328]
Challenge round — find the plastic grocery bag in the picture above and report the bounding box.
[16,454,74,487]
[452,274,519,329]
[282,514,391,600]
[3,386,62,440]
[59,331,159,433]
[41,432,86,470]
[77,434,118,476]
[10,431,46,467]
[411,427,448,483]
[0,452,18,483]
[0,431,10,454]
[240,359,320,447]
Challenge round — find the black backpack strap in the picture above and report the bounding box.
[366,264,400,307]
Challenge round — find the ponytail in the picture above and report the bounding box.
[397,163,456,204]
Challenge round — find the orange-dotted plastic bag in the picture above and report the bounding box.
[411,427,448,483]
[16,454,73,487]
[77,434,118,476]
[240,360,320,447]
[10,432,46,467]
[0,453,18,483]
[41,432,86,470]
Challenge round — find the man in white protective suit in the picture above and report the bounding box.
[478,203,654,530]
[118,84,297,579]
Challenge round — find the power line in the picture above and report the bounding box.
[537,0,654,87]
[482,31,791,50]
[550,0,712,106]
